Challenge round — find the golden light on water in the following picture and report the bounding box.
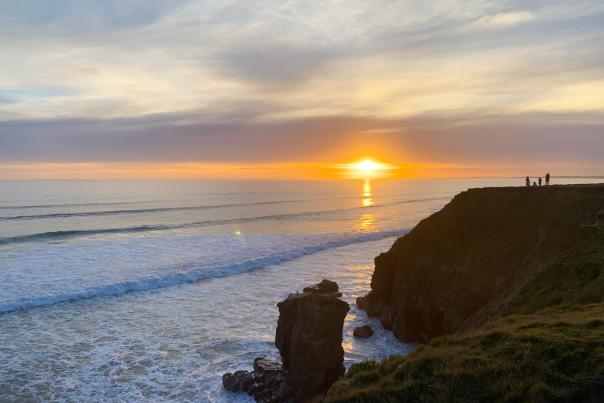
[362,179,374,207]
[357,179,376,232]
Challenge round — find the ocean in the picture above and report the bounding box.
[0,178,599,402]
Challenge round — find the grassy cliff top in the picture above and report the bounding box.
[325,305,604,402]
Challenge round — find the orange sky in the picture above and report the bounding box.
[2,160,599,180]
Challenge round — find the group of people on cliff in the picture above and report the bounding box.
[526,172,550,187]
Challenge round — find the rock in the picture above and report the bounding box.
[356,294,370,310]
[223,370,253,392]
[596,210,604,227]
[276,289,350,400]
[223,280,349,402]
[253,357,282,373]
[302,279,341,296]
[353,325,374,338]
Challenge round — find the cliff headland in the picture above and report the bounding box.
[326,184,604,402]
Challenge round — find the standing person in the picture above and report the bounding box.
[546,172,550,185]
[526,176,530,187]
[539,177,542,186]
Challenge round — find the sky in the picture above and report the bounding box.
[0,0,603,179]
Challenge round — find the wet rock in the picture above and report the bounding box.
[222,370,254,393]
[353,325,374,338]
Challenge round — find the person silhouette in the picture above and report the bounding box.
[546,172,550,185]
[526,176,530,187]
[539,177,542,186]
[533,181,537,186]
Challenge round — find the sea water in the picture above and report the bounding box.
[0,178,599,402]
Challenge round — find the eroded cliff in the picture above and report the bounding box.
[358,184,604,342]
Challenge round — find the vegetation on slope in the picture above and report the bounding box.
[325,305,604,402]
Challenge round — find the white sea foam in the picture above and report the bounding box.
[0,237,414,402]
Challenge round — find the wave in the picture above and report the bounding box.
[0,197,446,246]
[0,200,160,210]
[0,228,410,314]
[0,199,304,221]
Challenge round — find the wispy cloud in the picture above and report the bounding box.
[466,11,536,30]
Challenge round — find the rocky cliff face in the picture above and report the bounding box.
[358,185,604,342]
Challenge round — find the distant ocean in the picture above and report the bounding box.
[1,178,601,401]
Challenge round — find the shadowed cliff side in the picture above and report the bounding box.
[357,184,604,342]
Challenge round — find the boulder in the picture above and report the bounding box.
[222,370,254,393]
[353,325,374,338]
[302,279,341,296]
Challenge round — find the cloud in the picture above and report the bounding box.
[213,44,337,88]
[1,111,603,169]
[466,11,536,30]
[1,0,604,175]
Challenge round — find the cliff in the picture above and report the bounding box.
[358,184,604,342]
[325,184,604,402]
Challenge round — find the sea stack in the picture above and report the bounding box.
[223,279,349,402]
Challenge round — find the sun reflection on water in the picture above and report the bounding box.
[362,179,374,207]
[358,213,375,231]
[358,179,376,232]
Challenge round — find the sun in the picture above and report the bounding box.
[354,159,382,175]
[335,158,394,178]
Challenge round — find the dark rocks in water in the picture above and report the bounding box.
[222,358,288,402]
[223,279,349,402]
[222,370,254,393]
[302,279,341,296]
[276,290,350,399]
[353,325,374,338]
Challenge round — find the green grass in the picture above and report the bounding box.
[324,305,604,403]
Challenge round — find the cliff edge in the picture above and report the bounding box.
[358,184,604,342]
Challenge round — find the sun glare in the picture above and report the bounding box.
[355,159,381,174]
[347,159,391,178]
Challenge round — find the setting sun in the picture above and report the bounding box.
[342,159,393,179]
[355,159,381,174]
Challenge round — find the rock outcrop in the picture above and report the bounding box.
[352,325,374,338]
[302,279,341,296]
[358,185,604,342]
[223,279,349,402]
[222,358,288,402]
[276,290,349,399]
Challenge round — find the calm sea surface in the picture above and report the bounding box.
[0,178,600,401]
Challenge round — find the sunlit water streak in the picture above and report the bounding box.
[1,178,600,402]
